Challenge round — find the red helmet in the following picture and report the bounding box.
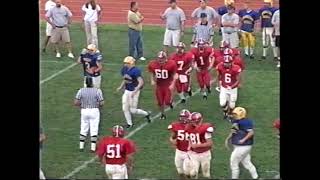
[112,125,125,137]
[197,38,207,52]
[189,112,203,124]
[220,40,230,48]
[177,42,186,54]
[223,48,234,56]
[157,51,167,63]
[179,109,191,123]
[273,119,280,130]
[233,48,241,56]
[223,55,233,68]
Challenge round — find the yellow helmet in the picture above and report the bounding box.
[225,0,234,6]
[87,44,97,52]
[123,56,136,65]
[264,0,273,5]
[232,107,247,120]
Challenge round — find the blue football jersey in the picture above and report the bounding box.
[259,6,278,28]
[231,118,254,146]
[121,66,142,91]
[81,51,103,77]
[238,9,259,32]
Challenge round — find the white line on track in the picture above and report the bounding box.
[61,89,201,179]
[40,62,78,84]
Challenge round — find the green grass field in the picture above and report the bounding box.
[40,22,279,179]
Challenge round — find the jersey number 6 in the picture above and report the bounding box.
[225,73,231,83]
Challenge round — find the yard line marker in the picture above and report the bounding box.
[40,63,77,84]
[61,89,201,179]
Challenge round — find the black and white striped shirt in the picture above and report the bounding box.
[193,22,214,42]
[75,87,104,108]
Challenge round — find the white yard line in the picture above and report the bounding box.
[40,62,78,84]
[61,89,201,179]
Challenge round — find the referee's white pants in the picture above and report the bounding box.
[105,164,128,179]
[83,75,101,89]
[122,90,148,125]
[222,32,239,48]
[80,108,100,137]
[230,145,258,179]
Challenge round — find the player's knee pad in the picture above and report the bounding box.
[80,134,86,141]
[129,108,137,114]
[91,135,97,143]
[270,41,276,47]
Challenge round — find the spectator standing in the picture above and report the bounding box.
[160,0,186,53]
[191,13,214,46]
[221,5,240,48]
[42,0,56,53]
[272,9,280,67]
[191,0,219,26]
[128,1,146,61]
[45,0,75,58]
[82,0,101,49]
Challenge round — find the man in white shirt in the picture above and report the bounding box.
[191,0,219,26]
[272,9,280,68]
[221,5,240,48]
[82,0,101,49]
[42,0,56,53]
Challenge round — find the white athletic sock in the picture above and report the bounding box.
[272,47,278,58]
[248,166,259,179]
[232,168,240,179]
[244,47,249,55]
[179,93,185,100]
[80,141,85,149]
[130,108,148,116]
[203,91,207,96]
[250,48,254,55]
[124,111,133,125]
[40,169,46,179]
[263,48,267,57]
[91,143,96,151]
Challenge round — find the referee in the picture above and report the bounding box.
[74,76,104,152]
[191,13,214,47]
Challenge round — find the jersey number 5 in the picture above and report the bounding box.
[106,144,121,158]
[155,69,169,79]
[224,73,231,83]
[177,130,186,141]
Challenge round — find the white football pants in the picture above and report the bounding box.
[105,164,128,179]
[122,90,148,125]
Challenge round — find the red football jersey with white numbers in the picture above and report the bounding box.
[213,55,224,68]
[168,121,189,152]
[213,49,224,59]
[216,63,242,88]
[96,136,136,165]
[190,47,214,70]
[148,60,177,87]
[169,52,194,75]
[185,123,214,153]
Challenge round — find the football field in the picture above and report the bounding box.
[40,23,279,179]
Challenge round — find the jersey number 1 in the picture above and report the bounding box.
[199,56,205,65]
[106,144,121,158]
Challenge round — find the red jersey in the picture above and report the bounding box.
[213,55,224,68]
[233,56,245,70]
[169,52,194,75]
[168,121,189,152]
[148,60,177,87]
[213,49,223,59]
[216,63,242,88]
[185,123,214,153]
[96,136,136,165]
[231,48,241,57]
[190,47,214,70]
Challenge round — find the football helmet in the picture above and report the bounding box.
[223,48,234,56]
[157,51,167,63]
[112,125,125,137]
[223,55,233,68]
[197,38,207,52]
[177,42,186,54]
[232,107,247,120]
[123,56,136,65]
[189,112,203,124]
[179,109,191,123]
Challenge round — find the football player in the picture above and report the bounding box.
[190,39,215,99]
[96,125,136,179]
[148,51,178,120]
[184,112,214,179]
[224,107,259,179]
[169,42,194,103]
[224,48,245,88]
[117,56,151,128]
[167,109,191,179]
[216,55,242,120]
[77,44,103,88]
[238,0,259,59]
[259,0,278,60]
[273,119,280,139]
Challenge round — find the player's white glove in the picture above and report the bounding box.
[81,48,87,55]
[227,86,232,90]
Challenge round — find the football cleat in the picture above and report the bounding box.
[125,124,133,129]
[188,90,192,96]
[215,87,221,92]
[180,99,186,104]
[145,111,152,123]
[203,95,207,100]
[260,56,266,60]
[160,114,166,120]
[207,87,211,94]
[250,55,255,59]
[170,103,174,109]
[274,57,278,61]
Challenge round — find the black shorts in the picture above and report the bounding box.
[275,35,280,47]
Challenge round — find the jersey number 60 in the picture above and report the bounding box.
[155,69,169,79]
